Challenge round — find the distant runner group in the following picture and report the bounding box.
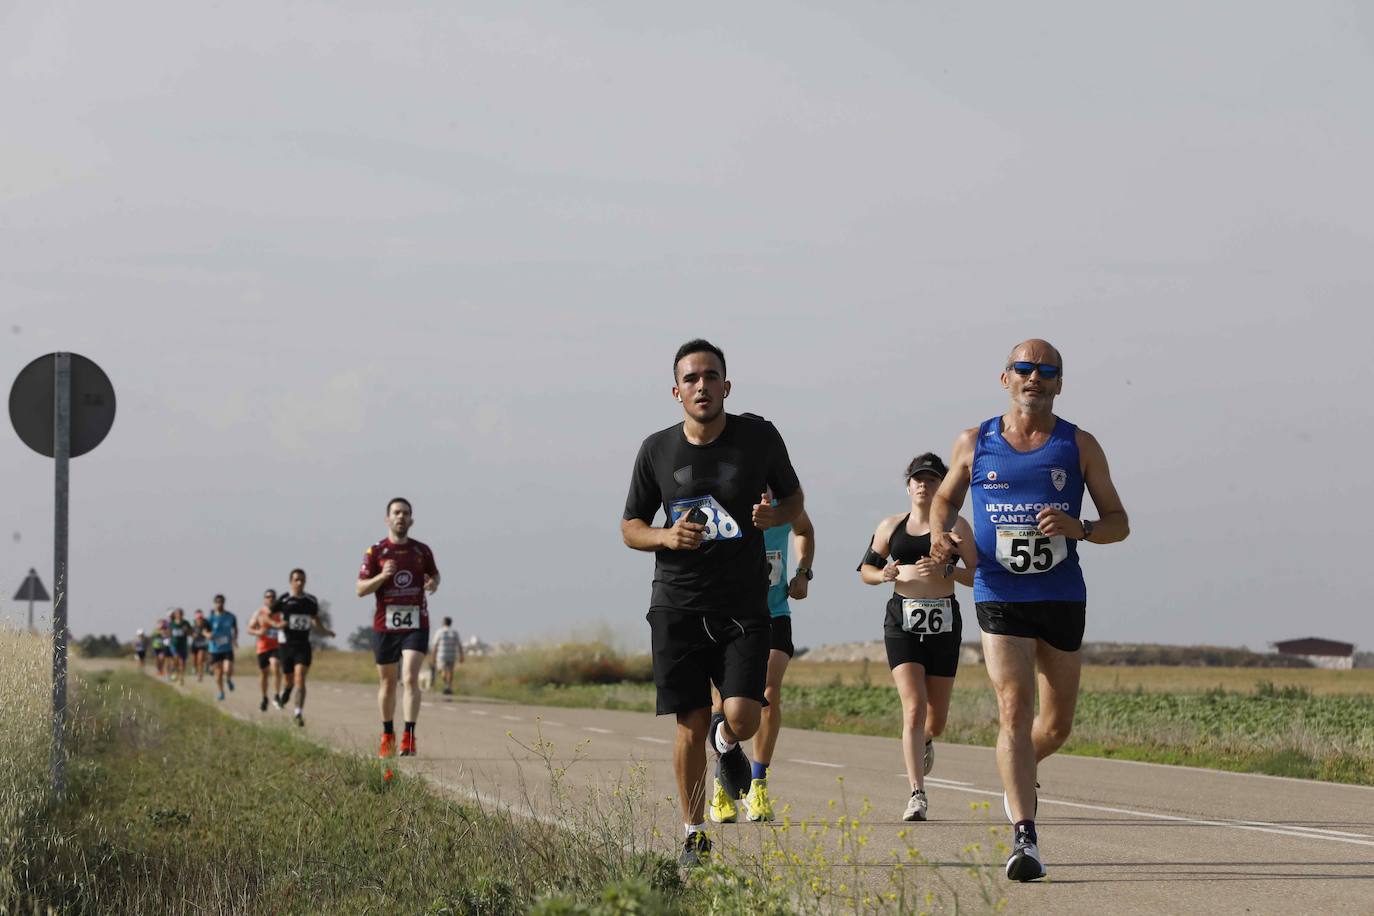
[621,337,1129,880]
[131,334,1126,884]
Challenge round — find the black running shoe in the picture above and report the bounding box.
[719,744,752,803]
[679,831,712,868]
[260,697,269,712]
[294,713,304,728]
[1005,835,1045,882]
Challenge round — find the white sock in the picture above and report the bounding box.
[685,822,705,837]
[294,707,302,716]
[713,720,737,755]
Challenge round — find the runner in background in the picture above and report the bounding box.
[430,617,463,696]
[190,617,210,681]
[271,569,333,726]
[167,609,192,684]
[133,629,148,671]
[247,589,284,712]
[209,594,238,701]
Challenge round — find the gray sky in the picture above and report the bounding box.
[3,2,1372,652]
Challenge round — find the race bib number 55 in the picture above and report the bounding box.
[384,606,420,631]
[669,496,742,541]
[995,526,1067,575]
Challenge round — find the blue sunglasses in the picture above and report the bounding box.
[1008,361,1061,380]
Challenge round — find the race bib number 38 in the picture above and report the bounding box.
[995,526,1067,575]
[384,606,420,631]
[669,495,742,541]
[902,598,953,635]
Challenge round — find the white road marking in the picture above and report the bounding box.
[584,727,614,734]
[539,721,565,727]
[925,777,974,787]
[932,784,1374,849]
[789,758,844,769]
[636,736,670,745]
[501,715,523,721]
[469,710,489,716]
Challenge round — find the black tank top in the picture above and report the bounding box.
[888,514,931,564]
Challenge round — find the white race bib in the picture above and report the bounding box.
[669,495,742,541]
[288,614,312,631]
[270,628,284,642]
[995,526,1067,575]
[766,549,783,587]
[384,605,420,631]
[901,598,954,635]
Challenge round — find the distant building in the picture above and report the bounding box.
[1272,637,1355,670]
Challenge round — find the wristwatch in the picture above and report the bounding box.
[1080,519,1094,541]
[794,566,813,581]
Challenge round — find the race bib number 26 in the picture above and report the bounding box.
[995,526,1067,575]
[902,598,953,635]
[669,495,742,541]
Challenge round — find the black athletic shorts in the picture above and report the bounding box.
[976,600,1087,653]
[171,640,188,660]
[135,651,147,661]
[209,651,232,666]
[372,629,429,666]
[769,615,795,658]
[279,642,313,673]
[648,609,770,716]
[256,650,277,670]
[883,595,963,677]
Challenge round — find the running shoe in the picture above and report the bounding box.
[400,732,416,757]
[744,778,773,822]
[1005,834,1045,882]
[706,712,727,755]
[1002,784,1039,824]
[719,744,750,802]
[227,678,234,691]
[294,713,305,727]
[708,776,737,823]
[923,739,934,776]
[443,687,452,696]
[679,831,712,868]
[259,697,268,712]
[273,694,284,710]
[903,789,928,822]
[379,734,397,759]
[217,691,225,701]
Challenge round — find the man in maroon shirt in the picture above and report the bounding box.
[357,497,440,758]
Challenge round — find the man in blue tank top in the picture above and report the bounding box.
[930,339,1129,883]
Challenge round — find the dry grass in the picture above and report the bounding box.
[0,628,50,904]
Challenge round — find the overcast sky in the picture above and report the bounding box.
[3,1,1372,653]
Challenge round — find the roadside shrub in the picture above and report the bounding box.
[485,642,652,687]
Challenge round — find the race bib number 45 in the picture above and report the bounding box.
[384,606,420,631]
[902,598,953,635]
[995,526,1067,575]
[669,495,742,541]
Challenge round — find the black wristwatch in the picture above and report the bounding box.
[794,566,813,581]
[1079,519,1094,541]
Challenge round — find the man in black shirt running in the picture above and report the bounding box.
[270,568,334,727]
[622,339,804,867]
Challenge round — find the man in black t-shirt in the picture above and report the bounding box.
[270,568,334,727]
[621,338,804,867]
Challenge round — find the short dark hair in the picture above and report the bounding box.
[443,616,453,626]
[213,594,225,602]
[905,452,949,480]
[387,497,412,514]
[289,568,306,580]
[673,339,726,381]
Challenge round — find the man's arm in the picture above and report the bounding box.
[787,509,815,599]
[929,428,977,564]
[1078,429,1129,543]
[756,488,804,530]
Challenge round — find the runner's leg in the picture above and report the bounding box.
[377,663,399,722]
[675,707,711,826]
[981,632,1039,822]
[753,649,790,765]
[1032,641,1081,762]
[891,662,929,790]
[924,674,956,741]
[400,649,425,723]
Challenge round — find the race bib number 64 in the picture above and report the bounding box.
[995,526,1067,575]
[669,496,742,541]
[385,606,420,631]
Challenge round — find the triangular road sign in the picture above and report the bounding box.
[14,568,50,602]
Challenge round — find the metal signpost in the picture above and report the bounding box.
[8,353,116,795]
[13,568,51,632]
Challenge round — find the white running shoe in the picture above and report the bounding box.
[1005,836,1045,881]
[903,789,928,822]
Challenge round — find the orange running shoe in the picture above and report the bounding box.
[378,733,397,759]
[400,732,416,757]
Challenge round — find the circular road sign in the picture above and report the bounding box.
[9,353,116,458]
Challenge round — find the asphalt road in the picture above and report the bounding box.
[148,666,1374,914]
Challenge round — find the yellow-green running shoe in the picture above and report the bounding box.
[708,777,738,823]
[744,778,774,822]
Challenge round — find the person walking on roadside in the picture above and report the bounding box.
[208,594,238,701]
[930,339,1129,882]
[247,589,285,711]
[859,452,976,822]
[271,569,334,727]
[357,498,440,758]
[430,617,463,696]
[621,339,804,867]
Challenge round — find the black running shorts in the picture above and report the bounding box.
[648,609,769,716]
[279,642,313,673]
[372,628,429,666]
[976,600,1087,653]
[209,651,232,666]
[769,615,795,658]
[882,595,963,676]
[256,650,277,670]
